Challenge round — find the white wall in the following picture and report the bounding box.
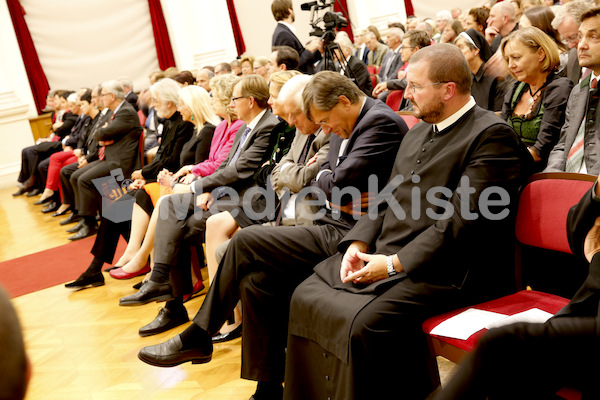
[161,0,239,72]
[0,0,35,188]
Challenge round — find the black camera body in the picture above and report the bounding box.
[301,0,348,43]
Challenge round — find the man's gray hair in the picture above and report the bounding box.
[436,10,452,21]
[150,78,180,107]
[102,80,126,100]
[278,74,312,109]
[335,36,355,53]
[117,76,133,92]
[551,0,593,30]
[387,27,404,40]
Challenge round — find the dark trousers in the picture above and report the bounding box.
[37,157,50,193]
[69,160,111,217]
[91,215,132,264]
[153,193,240,297]
[432,317,600,400]
[18,142,61,187]
[60,162,80,207]
[191,223,348,383]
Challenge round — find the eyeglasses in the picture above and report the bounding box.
[100,92,112,97]
[406,81,448,92]
[561,34,578,45]
[231,96,248,102]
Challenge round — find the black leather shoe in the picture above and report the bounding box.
[119,280,173,306]
[138,335,212,367]
[61,213,80,226]
[42,201,60,213]
[52,206,73,217]
[34,196,54,205]
[139,307,189,337]
[68,221,98,240]
[12,187,30,197]
[65,272,105,289]
[26,188,41,197]
[133,280,147,290]
[66,219,84,233]
[212,323,242,343]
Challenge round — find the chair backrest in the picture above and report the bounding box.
[138,130,145,167]
[514,172,596,294]
[386,90,404,111]
[369,74,378,89]
[516,173,596,253]
[395,111,419,129]
[366,65,379,75]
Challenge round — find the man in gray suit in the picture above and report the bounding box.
[365,31,388,67]
[119,75,280,317]
[377,28,404,84]
[546,9,600,175]
[68,80,142,240]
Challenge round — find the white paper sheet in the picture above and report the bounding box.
[429,308,507,340]
[485,308,554,330]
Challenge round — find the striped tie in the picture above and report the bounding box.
[566,78,598,173]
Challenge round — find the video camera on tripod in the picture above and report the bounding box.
[300,0,353,77]
[301,0,348,44]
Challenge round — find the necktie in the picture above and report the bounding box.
[275,134,317,226]
[228,126,252,165]
[566,78,598,172]
[99,113,115,161]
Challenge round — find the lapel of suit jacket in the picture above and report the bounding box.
[330,98,373,170]
[221,123,247,167]
[571,77,592,142]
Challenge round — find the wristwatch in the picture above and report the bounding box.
[387,255,397,277]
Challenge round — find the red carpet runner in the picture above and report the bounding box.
[0,236,127,298]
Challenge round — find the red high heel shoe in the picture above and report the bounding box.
[109,263,151,280]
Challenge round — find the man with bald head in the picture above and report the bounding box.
[486,1,519,52]
[195,68,214,93]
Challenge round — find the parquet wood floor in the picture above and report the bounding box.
[2,186,456,399]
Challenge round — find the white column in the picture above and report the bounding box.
[0,0,36,188]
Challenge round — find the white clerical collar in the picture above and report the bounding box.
[278,21,297,36]
[433,97,476,133]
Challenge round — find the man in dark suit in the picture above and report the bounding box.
[118,76,280,320]
[432,178,600,400]
[553,0,593,85]
[271,0,321,73]
[315,36,373,97]
[119,77,138,111]
[353,29,370,65]
[281,44,530,400]
[136,71,407,400]
[546,9,600,175]
[59,85,112,226]
[67,79,142,240]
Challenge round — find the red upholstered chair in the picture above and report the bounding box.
[366,65,379,75]
[369,74,378,89]
[422,172,597,399]
[386,90,404,111]
[138,130,145,167]
[396,111,419,129]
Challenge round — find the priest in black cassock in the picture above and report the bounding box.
[283,44,533,400]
